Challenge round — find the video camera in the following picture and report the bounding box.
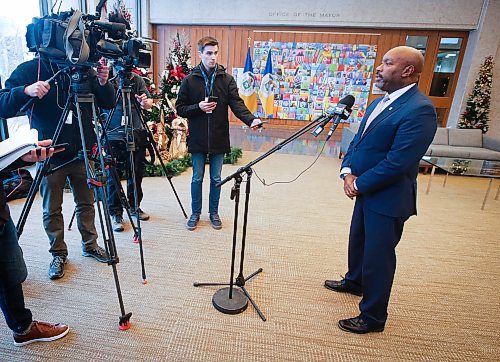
[25,4,151,69]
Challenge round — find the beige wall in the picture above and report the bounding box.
[149,0,483,30]
[149,0,499,137]
[448,0,499,137]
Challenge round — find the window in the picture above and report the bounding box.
[405,35,428,57]
[0,0,40,86]
[429,37,463,97]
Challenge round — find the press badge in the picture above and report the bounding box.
[65,110,73,124]
[121,115,129,126]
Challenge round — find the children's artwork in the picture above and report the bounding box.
[236,41,377,123]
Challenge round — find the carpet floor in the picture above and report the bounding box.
[1,151,499,361]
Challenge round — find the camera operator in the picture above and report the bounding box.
[103,65,153,232]
[1,139,69,346]
[0,56,114,280]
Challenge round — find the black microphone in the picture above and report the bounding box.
[310,113,333,137]
[311,95,355,138]
[325,95,355,141]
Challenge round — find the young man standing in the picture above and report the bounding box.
[176,36,262,231]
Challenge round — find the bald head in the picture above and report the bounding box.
[375,46,425,93]
[389,46,424,75]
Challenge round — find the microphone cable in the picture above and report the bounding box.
[251,138,329,187]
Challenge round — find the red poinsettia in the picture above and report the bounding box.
[170,65,186,81]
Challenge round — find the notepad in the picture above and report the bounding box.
[0,129,38,171]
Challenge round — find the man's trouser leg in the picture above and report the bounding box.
[40,164,68,258]
[190,153,206,215]
[0,217,32,334]
[208,153,224,215]
[66,161,98,252]
[359,207,407,328]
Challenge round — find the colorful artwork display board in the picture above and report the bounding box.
[245,41,377,123]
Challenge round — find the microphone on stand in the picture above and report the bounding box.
[311,95,355,139]
[310,113,332,137]
[325,94,355,141]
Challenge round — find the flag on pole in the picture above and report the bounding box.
[258,50,274,118]
[239,47,258,114]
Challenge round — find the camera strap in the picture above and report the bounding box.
[63,10,90,64]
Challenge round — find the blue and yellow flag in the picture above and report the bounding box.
[239,47,258,114]
[258,50,274,118]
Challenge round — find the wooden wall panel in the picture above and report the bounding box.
[153,25,467,128]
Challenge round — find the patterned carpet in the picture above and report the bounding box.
[0,150,499,361]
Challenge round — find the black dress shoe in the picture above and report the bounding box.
[324,279,362,296]
[48,256,66,280]
[338,316,384,334]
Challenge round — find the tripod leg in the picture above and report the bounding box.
[244,268,263,282]
[240,286,266,321]
[75,93,132,330]
[67,208,77,230]
[16,95,73,238]
[132,99,188,218]
[123,89,147,283]
[193,282,230,287]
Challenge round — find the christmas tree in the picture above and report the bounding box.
[158,32,192,128]
[458,56,494,133]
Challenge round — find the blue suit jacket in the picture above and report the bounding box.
[341,85,437,218]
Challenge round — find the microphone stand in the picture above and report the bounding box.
[193,113,334,321]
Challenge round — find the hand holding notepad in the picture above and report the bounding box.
[0,129,64,171]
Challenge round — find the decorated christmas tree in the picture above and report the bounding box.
[458,56,494,133]
[158,32,192,127]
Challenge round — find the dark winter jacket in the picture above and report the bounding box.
[176,64,255,154]
[0,58,115,165]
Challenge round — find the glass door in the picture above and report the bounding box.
[402,31,468,127]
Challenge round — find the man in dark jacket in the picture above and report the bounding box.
[103,66,153,232]
[0,57,113,280]
[1,138,69,346]
[176,36,262,231]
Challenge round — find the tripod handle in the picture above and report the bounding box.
[20,68,66,112]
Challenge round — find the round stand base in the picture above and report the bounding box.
[212,287,248,314]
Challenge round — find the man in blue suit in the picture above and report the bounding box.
[324,46,437,334]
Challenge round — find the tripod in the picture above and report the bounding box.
[16,65,132,330]
[102,66,152,283]
[103,67,188,220]
[193,113,337,321]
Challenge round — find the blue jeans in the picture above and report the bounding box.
[0,217,33,334]
[191,153,224,215]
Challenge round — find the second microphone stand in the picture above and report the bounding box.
[193,113,335,321]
